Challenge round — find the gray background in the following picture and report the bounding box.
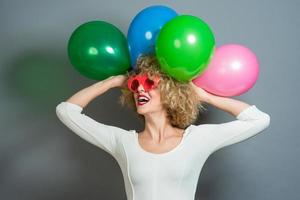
[0,0,298,199]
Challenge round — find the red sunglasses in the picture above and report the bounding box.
[127,73,160,93]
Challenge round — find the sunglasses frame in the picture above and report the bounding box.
[127,73,160,93]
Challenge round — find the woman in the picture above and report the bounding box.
[56,55,270,200]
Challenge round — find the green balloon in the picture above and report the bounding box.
[68,21,131,80]
[155,15,215,82]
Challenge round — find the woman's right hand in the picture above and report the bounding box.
[108,74,128,89]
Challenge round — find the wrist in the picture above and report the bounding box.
[105,77,119,87]
[93,78,114,91]
[202,92,216,105]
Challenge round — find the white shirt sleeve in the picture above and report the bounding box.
[55,101,125,156]
[205,105,271,154]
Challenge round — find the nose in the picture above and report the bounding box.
[137,83,145,93]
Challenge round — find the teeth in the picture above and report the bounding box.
[138,96,149,103]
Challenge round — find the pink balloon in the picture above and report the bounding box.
[192,44,259,97]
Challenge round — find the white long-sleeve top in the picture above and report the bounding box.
[56,102,270,200]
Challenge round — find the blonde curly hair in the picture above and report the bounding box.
[118,55,206,129]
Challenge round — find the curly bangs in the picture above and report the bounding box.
[118,55,206,129]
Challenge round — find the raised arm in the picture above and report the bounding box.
[66,75,127,108]
[55,75,128,156]
[206,105,270,154]
[190,82,271,153]
[189,81,251,117]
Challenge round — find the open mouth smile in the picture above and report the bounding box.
[137,94,150,106]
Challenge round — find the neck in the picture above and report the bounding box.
[142,110,180,143]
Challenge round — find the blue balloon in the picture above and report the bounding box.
[127,5,177,69]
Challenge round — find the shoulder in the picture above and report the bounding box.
[186,124,214,138]
[123,129,137,138]
[189,124,215,132]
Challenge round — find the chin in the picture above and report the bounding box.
[136,104,151,114]
[136,107,148,114]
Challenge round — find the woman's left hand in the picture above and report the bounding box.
[189,81,211,103]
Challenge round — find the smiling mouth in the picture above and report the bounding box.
[138,101,149,106]
[137,98,149,106]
